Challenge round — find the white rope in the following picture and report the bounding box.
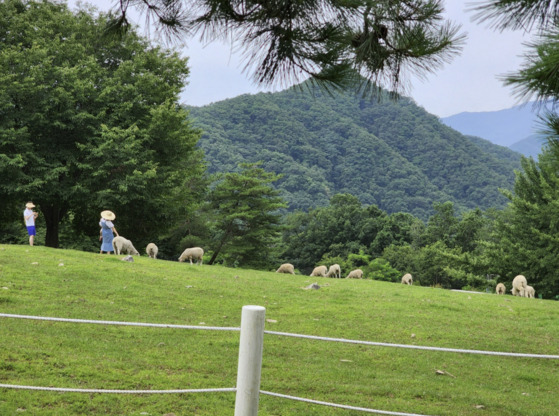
[0,384,236,394]
[264,330,559,359]
[0,313,240,332]
[260,391,432,416]
[1,313,557,359]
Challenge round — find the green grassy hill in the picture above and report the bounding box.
[1,245,558,415]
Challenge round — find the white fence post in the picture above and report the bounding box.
[234,305,266,416]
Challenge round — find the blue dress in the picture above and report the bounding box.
[99,218,115,252]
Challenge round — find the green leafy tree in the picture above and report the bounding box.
[423,201,458,247]
[369,211,420,256]
[281,194,386,271]
[368,258,401,282]
[0,0,205,248]
[382,205,492,289]
[106,0,465,95]
[454,208,489,253]
[382,244,419,280]
[206,163,287,268]
[486,152,559,298]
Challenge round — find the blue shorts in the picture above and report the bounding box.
[26,226,36,236]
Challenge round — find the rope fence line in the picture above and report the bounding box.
[2,309,558,416]
[260,391,432,416]
[264,330,559,359]
[0,384,429,416]
[2,313,556,359]
[0,384,236,394]
[0,313,240,332]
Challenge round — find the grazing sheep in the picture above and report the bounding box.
[178,247,204,265]
[401,273,413,285]
[112,236,140,256]
[326,264,341,278]
[310,265,328,277]
[511,274,528,297]
[276,263,295,274]
[146,243,158,259]
[495,283,506,295]
[525,285,535,298]
[346,269,363,279]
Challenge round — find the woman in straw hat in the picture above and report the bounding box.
[99,210,119,254]
[23,202,39,246]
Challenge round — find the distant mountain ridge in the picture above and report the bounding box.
[187,84,522,219]
[440,103,549,157]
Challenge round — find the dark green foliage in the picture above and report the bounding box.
[0,0,206,249]
[381,204,494,289]
[280,194,419,273]
[188,83,521,220]
[107,0,465,98]
[281,194,381,272]
[368,258,401,282]
[485,152,559,298]
[206,163,287,268]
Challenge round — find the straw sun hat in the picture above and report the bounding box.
[25,202,35,208]
[100,210,116,221]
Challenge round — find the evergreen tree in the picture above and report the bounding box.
[488,152,559,298]
[207,163,287,267]
[423,201,458,247]
[105,0,465,95]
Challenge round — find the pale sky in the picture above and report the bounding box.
[69,1,533,118]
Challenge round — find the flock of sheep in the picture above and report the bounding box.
[276,263,412,283]
[109,236,204,265]
[497,274,536,298]
[109,239,537,298]
[277,263,537,297]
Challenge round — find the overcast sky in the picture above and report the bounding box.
[69,1,533,118]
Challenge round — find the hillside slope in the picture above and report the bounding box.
[188,84,521,219]
[1,244,558,416]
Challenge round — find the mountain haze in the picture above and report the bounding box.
[441,102,550,157]
[188,84,521,219]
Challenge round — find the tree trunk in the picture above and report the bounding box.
[208,239,225,265]
[42,204,67,248]
[208,228,232,265]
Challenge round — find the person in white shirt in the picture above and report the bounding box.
[23,202,39,246]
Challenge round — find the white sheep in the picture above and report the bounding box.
[524,285,535,298]
[146,243,158,259]
[112,236,140,256]
[326,264,341,278]
[310,265,328,277]
[495,283,506,295]
[401,273,413,285]
[276,263,295,274]
[346,269,363,279]
[511,274,528,297]
[178,247,204,265]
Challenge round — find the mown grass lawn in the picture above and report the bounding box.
[0,244,558,415]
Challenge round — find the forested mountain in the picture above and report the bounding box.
[187,83,522,219]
